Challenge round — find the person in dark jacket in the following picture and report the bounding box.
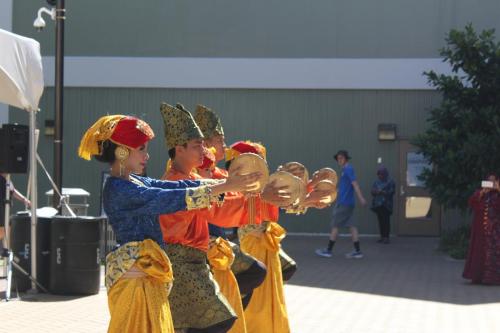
[370,166,395,244]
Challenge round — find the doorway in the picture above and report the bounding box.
[397,140,440,236]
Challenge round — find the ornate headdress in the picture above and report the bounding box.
[160,103,204,150]
[194,104,224,139]
[225,141,267,162]
[78,115,154,160]
[199,147,217,170]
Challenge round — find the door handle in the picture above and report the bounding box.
[400,185,405,196]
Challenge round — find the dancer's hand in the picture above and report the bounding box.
[306,202,329,209]
[302,189,331,208]
[261,180,292,206]
[278,164,306,180]
[212,167,263,194]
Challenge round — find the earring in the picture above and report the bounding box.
[114,146,129,176]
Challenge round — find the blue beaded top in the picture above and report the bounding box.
[103,175,202,246]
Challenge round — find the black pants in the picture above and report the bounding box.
[282,263,297,282]
[374,206,391,238]
[235,260,267,309]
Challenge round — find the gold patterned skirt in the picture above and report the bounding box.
[106,239,175,333]
[237,224,296,279]
[163,243,236,330]
[208,237,247,333]
[239,222,291,333]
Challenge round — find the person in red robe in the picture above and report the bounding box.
[463,173,500,285]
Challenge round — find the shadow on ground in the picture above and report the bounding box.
[282,235,500,305]
[1,285,106,302]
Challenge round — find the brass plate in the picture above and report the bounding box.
[311,168,338,187]
[313,180,337,205]
[228,153,269,193]
[279,162,309,185]
[268,171,306,207]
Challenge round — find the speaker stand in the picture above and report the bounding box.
[1,248,48,301]
[1,174,47,302]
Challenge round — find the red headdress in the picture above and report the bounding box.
[78,115,154,160]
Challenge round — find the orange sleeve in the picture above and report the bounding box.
[261,201,280,222]
[236,196,265,226]
[159,169,211,250]
[212,167,229,179]
[208,192,247,227]
[208,168,280,226]
[206,194,280,227]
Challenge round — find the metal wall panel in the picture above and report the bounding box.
[9,88,441,233]
[13,0,500,58]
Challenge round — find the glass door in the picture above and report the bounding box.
[397,141,440,236]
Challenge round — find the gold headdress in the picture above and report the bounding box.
[78,115,154,160]
[194,104,224,139]
[160,103,204,150]
[78,115,125,160]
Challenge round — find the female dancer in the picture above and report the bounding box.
[78,115,260,333]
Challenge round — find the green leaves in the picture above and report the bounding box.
[413,25,500,211]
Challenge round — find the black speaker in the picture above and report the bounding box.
[50,216,104,295]
[0,124,29,174]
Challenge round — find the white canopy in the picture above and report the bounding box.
[0,28,44,112]
[0,28,44,294]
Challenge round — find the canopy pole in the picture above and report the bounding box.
[53,0,65,210]
[29,109,38,292]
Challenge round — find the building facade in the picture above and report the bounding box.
[2,0,499,234]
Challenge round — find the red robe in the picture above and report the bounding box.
[463,190,500,285]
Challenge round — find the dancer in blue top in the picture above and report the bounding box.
[78,115,260,333]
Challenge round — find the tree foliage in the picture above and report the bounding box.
[413,24,500,211]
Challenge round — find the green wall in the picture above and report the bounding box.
[13,0,500,58]
[9,88,441,233]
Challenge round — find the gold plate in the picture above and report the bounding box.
[267,171,306,207]
[228,153,269,193]
[313,180,337,205]
[279,162,309,185]
[311,168,338,187]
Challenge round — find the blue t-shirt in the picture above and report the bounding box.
[338,164,356,207]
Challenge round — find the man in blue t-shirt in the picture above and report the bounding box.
[315,150,367,259]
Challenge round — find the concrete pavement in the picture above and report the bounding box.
[1,236,499,333]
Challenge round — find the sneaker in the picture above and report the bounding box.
[345,251,364,259]
[315,248,333,258]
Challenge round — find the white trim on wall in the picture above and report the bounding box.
[42,57,451,90]
[0,0,13,124]
[0,103,9,125]
[0,0,12,31]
